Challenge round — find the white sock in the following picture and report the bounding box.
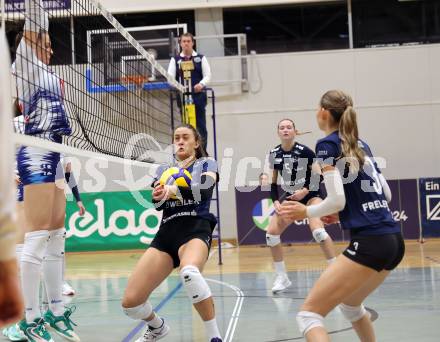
[16,244,23,290]
[204,318,221,339]
[274,261,287,275]
[327,257,337,264]
[147,313,163,329]
[21,230,50,323]
[43,228,66,316]
[41,279,49,312]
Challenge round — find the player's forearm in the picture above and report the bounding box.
[176,175,216,202]
[270,183,279,202]
[65,172,81,202]
[306,170,346,218]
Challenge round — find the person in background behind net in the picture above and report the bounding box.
[0,26,24,330]
[259,172,270,186]
[13,0,79,341]
[168,32,212,151]
[266,119,336,294]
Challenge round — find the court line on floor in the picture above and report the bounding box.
[264,307,378,342]
[121,282,183,342]
[207,278,244,342]
[122,250,217,342]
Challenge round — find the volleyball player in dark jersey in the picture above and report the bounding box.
[122,125,222,342]
[280,90,404,341]
[267,119,336,293]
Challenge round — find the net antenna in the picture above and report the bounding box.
[1,0,5,28]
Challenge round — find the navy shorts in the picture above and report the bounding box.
[343,232,405,272]
[150,216,213,268]
[16,134,63,186]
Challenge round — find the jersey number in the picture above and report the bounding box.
[365,156,382,195]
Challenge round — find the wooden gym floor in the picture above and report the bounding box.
[3,240,440,341]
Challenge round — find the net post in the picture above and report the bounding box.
[207,87,222,265]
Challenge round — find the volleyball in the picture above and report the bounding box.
[159,167,192,187]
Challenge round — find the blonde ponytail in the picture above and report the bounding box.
[320,90,364,173]
[339,106,364,173]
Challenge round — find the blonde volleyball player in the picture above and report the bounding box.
[122,125,222,342]
[0,26,24,329]
[280,90,404,341]
[14,0,79,341]
[267,119,336,293]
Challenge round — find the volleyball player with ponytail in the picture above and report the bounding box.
[266,119,336,293]
[122,124,222,342]
[280,90,404,341]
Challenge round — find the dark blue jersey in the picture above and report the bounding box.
[315,131,399,235]
[269,142,320,193]
[154,158,218,227]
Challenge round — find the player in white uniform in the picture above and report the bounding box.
[14,1,79,341]
[3,117,82,341]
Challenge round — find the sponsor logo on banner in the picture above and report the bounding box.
[426,195,440,221]
[252,199,274,230]
[419,178,440,237]
[65,190,161,252]
[251,198,308,231]
[5,0,71,11]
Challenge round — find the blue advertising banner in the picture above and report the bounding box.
[388,179,420,239]
[235,186,344,246]
[236,179,421,245]
[5,0,71,12]
[419,178,440,237]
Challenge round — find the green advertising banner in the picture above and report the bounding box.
[65,190,161,252]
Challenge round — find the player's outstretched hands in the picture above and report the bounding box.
[279,200,307,221]
[287,188,309,201]
[153,184,167,202]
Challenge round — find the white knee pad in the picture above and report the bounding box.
[123,301,153,320]
[312,228,329,243]
[296,311,325,336]
[21,230,50,265]
[339,303,369,323]
[44,228,66,261]
[266,234,281,247]
[180,265,212,304]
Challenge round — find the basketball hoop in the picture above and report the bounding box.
[120,75,148,88]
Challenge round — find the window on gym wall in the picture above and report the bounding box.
[73,10,195,64]
[352,0,440,48]
[223,2,349,54]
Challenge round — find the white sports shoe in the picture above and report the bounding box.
[135,319,170,342]
[271,274,292,293]
[62,282,76,296]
